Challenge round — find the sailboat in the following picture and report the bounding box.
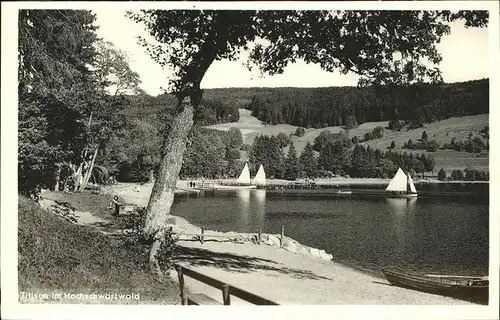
[251,164,266,188]
[215,163,257,190]
[385,168,418,197]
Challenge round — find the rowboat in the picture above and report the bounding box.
[382,269,489,304]
[337,190,352,195]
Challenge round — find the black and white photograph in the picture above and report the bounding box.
[1,1,499,319]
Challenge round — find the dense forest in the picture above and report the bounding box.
[246,79,489,128]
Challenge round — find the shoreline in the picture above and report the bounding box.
[177,177,489,187]
[38,186,480,305]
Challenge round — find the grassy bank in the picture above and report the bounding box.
[18,195,178,304]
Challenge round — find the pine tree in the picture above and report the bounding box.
[250,135,285,179]
[285,142,299,180]
[18,10,107,195]
[318,141,341,174]
[389,140,396,149]
[350,145,368,178]
[437,168,447,181]
[421,131,428,142]
[299,142,317,178]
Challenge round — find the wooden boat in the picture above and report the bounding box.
[337,190,352,195]
[386,168,418,198]
[382,269,489,304]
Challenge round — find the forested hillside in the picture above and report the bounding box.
[99,80,489,183]
[245,79,488,128]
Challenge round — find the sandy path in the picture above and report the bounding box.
[174,241,472,305]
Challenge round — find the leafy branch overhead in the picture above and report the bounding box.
[127,9,488,94]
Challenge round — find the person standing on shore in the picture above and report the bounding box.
[111,195,122,217]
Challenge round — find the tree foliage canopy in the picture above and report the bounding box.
[18,10,145,195]
[128,9,488,98]
[18,10,101,194]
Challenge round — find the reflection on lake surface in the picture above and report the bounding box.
[171,187,489,277]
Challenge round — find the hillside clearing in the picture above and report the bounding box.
[206,109,489,174]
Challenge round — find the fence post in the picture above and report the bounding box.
[258,227,261,245]
[280,226,284,248]
[176,265,187,305]
[222,284,231,305]
[200,227,204,244]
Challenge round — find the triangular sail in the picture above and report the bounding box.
[408,174,417,193]
[386,168,408,192]
[236,163,251,184]
[251,164,266,186]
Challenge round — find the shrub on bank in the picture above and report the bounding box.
[294,127,306,137]
[444,167,488,181]
[437,168,447,181]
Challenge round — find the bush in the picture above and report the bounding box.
[294,127,305,137]
[407,119,423,130]
[444,137,486,153]
[364,132,374,141]
[437,168,447,181]
[226,148,241,161]
[421,131,428,142]
[450,169,465,181]
[388,119,403,131]
[480,126,489,138]
[464,166,489,181]
[388,140,396,150]
[277,132,291,148]
[372,126,384,139]
[240,144,252,152]
[345,115,358,129]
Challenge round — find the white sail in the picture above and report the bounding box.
[251,164,266,186]
[386,168,408,192]
[408,173,417,193]
[236,163,251,184]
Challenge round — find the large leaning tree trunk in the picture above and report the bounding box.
[144,98,194,235]
[144,96,195,278]
[143,44,216,277]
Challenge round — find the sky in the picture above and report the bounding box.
[93,9,490,96]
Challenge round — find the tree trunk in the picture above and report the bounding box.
[73,163,83,192]
[54,164,61,191]
[143,40,217,278]
[80,147,99,191]
[74,112,94,192]
[144,99,194,278]
[144,100,194,236]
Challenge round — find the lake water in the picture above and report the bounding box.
[170,184,489,277]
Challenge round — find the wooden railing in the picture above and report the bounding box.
[177,226,287,248]
[175,263,279,305]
